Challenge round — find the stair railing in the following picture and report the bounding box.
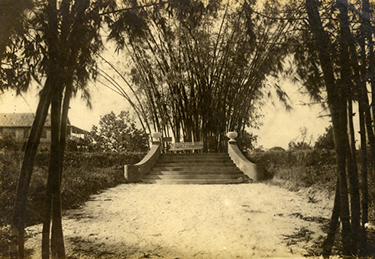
[124,132,162,182]
[227,131,268,182]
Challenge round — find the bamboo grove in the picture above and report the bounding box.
[293,0,375,256]
[105,0,294,152]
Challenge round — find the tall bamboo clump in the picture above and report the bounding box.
[107,0,294,152]
[295,0,375,255]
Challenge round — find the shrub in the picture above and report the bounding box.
[0,154,20,227]
[63,151,145,168]
[0,151,146,230]
[268,146,286,152]
[0,134,22,151]
[249,149,336,168]
[314,126,335,150]
[60,166,124,210]
[0,153,21,255]
[249,149,337,192]
[236,131,257,152]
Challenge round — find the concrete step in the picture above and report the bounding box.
[161,153,229,157]
[142,178,245,184]
[150,165,237,171]
[155,161,234,167]
[143,173,244,180]
[140,153,247,185]
[158,154,230,160]
[148,169,240,175]
[157,157,231,163]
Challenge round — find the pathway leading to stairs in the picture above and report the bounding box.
[25,183,334,258]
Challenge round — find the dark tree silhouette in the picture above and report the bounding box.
[293,0,374,255]
[1,0,115,257]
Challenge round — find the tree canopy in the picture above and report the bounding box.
[104,0,294,151]
[91,111,149,152]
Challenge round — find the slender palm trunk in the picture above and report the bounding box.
[41,180,52,259]
[42,87,66,259]
[346,101,361,251]
[364,0,375,180]
[355,9,369,248]
[322,179,340,257]
[305,0,351,255]
[359,102,368,251]
[53,85,73,254]
[51,85,66,258]
[10,79,53,258]
[334,102,352,256]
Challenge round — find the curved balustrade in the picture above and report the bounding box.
[124,131,269,183]
[124,133,162,183]
[227,132,269,182]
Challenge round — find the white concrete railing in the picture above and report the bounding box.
[124,132,162,182]
[226,131,268,182]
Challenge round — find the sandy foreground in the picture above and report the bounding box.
[25,183,334,259]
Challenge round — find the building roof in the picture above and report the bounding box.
[70,125,89,134]
[0,113,52,127]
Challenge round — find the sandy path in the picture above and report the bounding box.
[25,183,333,258]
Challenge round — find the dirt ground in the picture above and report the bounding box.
[25,183,334,258]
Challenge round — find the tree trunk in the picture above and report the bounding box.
[355,7,369,247]
[10,79,53,258]
[358,101,368,252]
[334,99,352,256]
[42,87,65,258]
[51,84,73,259]
[322,179,340,257]
[41,186,52,259]
[364,0,375,180]
[51,88,65,258]
[59,85,72,177]
[336,0,361,253]
[358,0,371,240]
[305,0,351,255]
[346,100,361,252]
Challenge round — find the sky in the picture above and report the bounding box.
[253,83,331,149]
[0,77,332,150]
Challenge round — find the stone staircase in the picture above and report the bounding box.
[141,153,251,184]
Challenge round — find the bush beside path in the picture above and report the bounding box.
[25,183,334,258]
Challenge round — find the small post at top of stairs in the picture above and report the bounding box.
[227,131,238,144]
[152,132,162,145]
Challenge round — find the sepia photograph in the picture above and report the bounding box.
[0,0,374,258]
